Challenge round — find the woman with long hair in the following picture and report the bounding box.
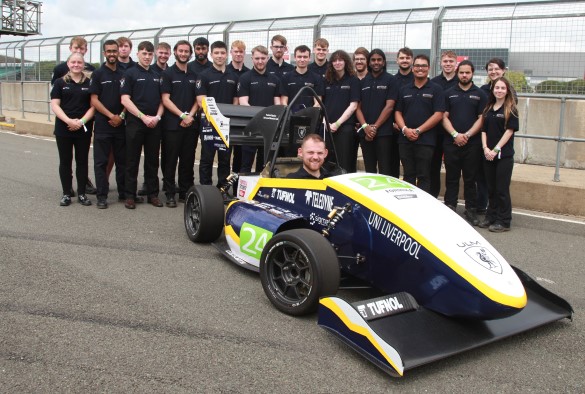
[323,50,360,173]
[50,52,95,206]
[479,77,519,232]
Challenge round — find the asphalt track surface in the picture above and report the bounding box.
[1,131,584,392]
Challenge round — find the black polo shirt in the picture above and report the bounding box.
[394,71,414,90]
[50,76,93,137]
[195,66,238,104]
[120,64,161,116]
[286,166,329,179]
[359,72,398,137]
[431,73,459,91]
[280,69,325,111]
[482,106,519,158]
[444,84,488,146]
[117,58,136,72]
[51,62,95,85]
[151,63,168,77]
[266,58,294,80]
[396,79,445,146]
[89,62,125,133]
[237,68,280,107]
[228,62,250,77]
[323,73,361,126]
[160,64,198,131]
[308,61,328,78]
[188,60,211,76]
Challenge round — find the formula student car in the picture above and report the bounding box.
[184,90,573,377]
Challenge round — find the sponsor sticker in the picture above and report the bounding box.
[352,292,418,321]
[239,223,273,260]
[351,175,413,192]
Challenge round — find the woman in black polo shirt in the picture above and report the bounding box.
[479,77,519,232]
[323,50,360,173]
[50,53,95,206]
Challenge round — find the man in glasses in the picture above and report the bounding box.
[353,47,369,80]
[394,54,445,193]
[266,34,294,80]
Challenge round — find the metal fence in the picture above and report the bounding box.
[0,1,584,94]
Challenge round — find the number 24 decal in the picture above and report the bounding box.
[240,223,273,260]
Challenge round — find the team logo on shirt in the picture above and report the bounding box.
[120,78,125,88]
[422,94,433,98]
[237,82,241,92]
[196,80,202,89]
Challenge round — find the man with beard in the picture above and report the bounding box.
[160,40,199,207]
[442,60,487,225]
[196,41,239,194]
[353,47,369,80]
[89,40,127,209]
[308,38,329,78]
[287,134,329,179]
[188,37,211,75]
[394,54,445,193]
[152,42,171,76]
[266,34,294,80]
[355,49,397,175]
[429,50,459,199]
[237,45,281,173]
[280,45,324,112]
[391,47,415,178]
[116,37,135,71]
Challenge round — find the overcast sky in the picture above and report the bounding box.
[1,0,536,41]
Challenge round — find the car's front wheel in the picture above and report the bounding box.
[260,229,340,316]
[184,185,224,243]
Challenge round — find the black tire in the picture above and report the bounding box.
[184,185,224,243]
[260,229,340,316]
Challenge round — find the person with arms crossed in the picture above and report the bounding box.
[355,49,397,175]
[120,41,164,209]
[442,60,488,225]
[394,54,445,193]
[50,53,95,207]
[89,40,128,209]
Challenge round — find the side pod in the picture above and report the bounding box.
[318,266,573,377]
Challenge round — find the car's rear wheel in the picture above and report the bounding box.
[260,229,340,316]
[184,185,224,243]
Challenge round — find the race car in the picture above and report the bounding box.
[184,90,572,377]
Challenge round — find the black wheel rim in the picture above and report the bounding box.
[186,193,202,235]
[265,241,313,306]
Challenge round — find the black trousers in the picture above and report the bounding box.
[163,128,197,195]
[389,131,401,178]
[429,132,444,198]
[332,123,358,173]
[360,135,392,175]
[484,156,514,227]
[125,118,161,199]
[94,132,125,199]
[443,143,481,210]
[199,141,231,188]
[476,158,489,211]
[56,133,91,195]
[398,143,434,193]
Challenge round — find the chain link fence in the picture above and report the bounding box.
[1,0,584,95]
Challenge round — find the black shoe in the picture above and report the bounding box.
[78,194,92,206]
[464,209,479,226]
[476,208,487,215]
[135,196,145,203]
[60,194,71,206]
[489,223,510,233]
[86,179,97,195]
[97,198,108,209]
[125,198,136,209]
[137,183,147,196]
[478,219,491,229]
[166,195,177,208]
